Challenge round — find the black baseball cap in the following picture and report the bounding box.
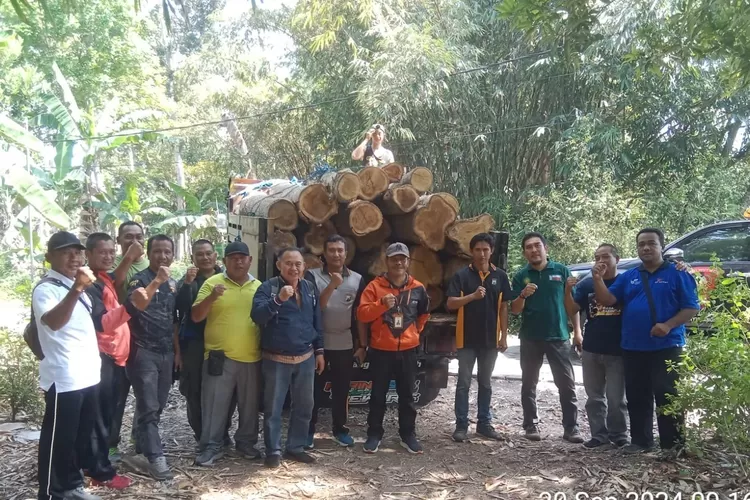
[47,231,86,253]
[225,241,250,257]
[386,242,410,258]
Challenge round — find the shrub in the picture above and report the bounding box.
[666,264,750,464]
[0,329,44,422]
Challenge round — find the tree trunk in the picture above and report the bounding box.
[320,170,361,202]
[443,257,471,285]
[390,194,457,251]
[297,183,338,223]
[357,167,390,200]
[398,167,433,193]
[379,184,420,215]
[174,142,186,261]
[350,244,387,277]
[408,246,443,286]
[446,214,495,256]
[381,162,406,182]
[431,192,460,214]
[332,200,383,237]
[268,230,298,253]
[238,192,299,231]
[353,218,391,251]
[303,221,336,255]
[427,285,445,312]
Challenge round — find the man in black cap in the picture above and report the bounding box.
[191,242,263,466]
[33,231,101,500]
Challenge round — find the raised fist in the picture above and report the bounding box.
[130,287,150,311]
[74,266,96,292]
[278,285,295,302]
[330,272,344,289]
[592,262,607,280]
[125,240,144,261]
[566,277,578,290]
[521,283,538,299]
[156,266,171,284]
[184,266,198,285]
[211,284,226,298]
[381,293,397,308]
[473,286,486,300]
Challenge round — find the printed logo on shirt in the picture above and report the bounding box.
[549,274,562,282]
[587,293,621,317]
[655,278,669,284]
[128,279,139,288]
[630,278,641,285]
[345,293,354,303]
[491,278,497,285]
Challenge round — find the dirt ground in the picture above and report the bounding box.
[1,377,747,500]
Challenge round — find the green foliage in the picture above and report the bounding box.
[666,265,750,462]
[0,329,43,422]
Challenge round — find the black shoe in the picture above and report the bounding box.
[400,435,423,454]
[236,444,262,460]
[525,425,541,441]
[583,438,608,449]
[612,438,629,448]
[283,451,316,464]
[452,428,468,442]
[563,428,584,444]
[622,443,656,455]
[476,425,504,441]
[264,454,281,468]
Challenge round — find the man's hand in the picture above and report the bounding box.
[566,276,578,291]
[131,287,150,310]
[184,266,198,285]
[651,323,671,337]
[573,331,583,353]
[365,129,374,140]
[174,352,183,372]
[675,261,691,273]
[592,262,607,280]
[125,240,144,261]
[278,285,295,302]
[329,272,344,289]
[73,266,96,292]
[156,266,171,284]
[497,336,508,353]
[520,283,538,299]
[315,354,325,375]
[381,293,397,308]
[472,286,486,300]
[210,284,226,299]
[354,347,366,365]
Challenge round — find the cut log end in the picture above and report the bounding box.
[298,184,338,223]
[268,230,298,253]
[304,253,322,270]
[381,184,420,215]
[381,162,406,182]
[348,200,383,236]
[303,221,336,255]
[408,246,443,286]
[413,196,457,251]
[446,214,495,256]
[400,167,434,193]
[358,167,390,200]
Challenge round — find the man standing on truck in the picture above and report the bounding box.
[306,235,365,449]
[192,241,263,466]
[511,232,583,443]
[563,244,629,449]
[125,235,178,480]
[446,233,511,443]
[592,228,699,455]
[357,243,430,455]
[251,247,325,469]
[351,124,395,167]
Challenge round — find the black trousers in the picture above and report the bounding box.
[623,347,684,449]
[520,339,578,431]
[38,384,98,500]
[310,348,354,435]
[109,361,131,449]
[366,347,418,440]
[82,354,119,482]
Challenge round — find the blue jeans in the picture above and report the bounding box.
[455,348,498,430]
[263,355,315,455]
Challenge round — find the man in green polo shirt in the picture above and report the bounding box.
[191,241,262,466]
[511,232,583,443]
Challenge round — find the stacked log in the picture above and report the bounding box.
[446,213,495,256]
[358,167,390,200]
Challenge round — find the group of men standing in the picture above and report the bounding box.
[31,220,699,500]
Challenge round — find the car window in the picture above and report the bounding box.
[680,225,750,262]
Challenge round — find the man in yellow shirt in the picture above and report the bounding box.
[191,242,262,466]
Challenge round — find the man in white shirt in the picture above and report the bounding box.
[351,124,395,167]
[33,231,102,500]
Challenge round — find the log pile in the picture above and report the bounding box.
[237,166,494,313]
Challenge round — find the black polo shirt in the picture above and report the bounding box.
[125,267,178,354]
[447,264,512,349]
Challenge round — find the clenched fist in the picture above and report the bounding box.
[125,240,144,261]
[211,284,226,299]
[156,266,171,284]
[520,283,538,299]
[472,286,486,300]
[381,293,397,308]
[73,266,96,292]
[130,287,150,311]
[278,285,295,302]
[565,277,578,290]
[184,266,198,285]
[329,272,344,289]
[592,262,607,280]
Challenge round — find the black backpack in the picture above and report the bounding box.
[24,277,92,361]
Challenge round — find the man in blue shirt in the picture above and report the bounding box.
[593,228,699,454]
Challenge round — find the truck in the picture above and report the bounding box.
[227,187,509,408]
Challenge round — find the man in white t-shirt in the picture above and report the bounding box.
[33,231,102,500]
[351,124,395,167]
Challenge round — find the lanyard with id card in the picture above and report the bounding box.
[392,289,411,330]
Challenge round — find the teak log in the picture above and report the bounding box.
[427,286,445,312]
[320,170,361,202]
[353,218,391,252]
[350,244,388,277]
[304,253,322,270]
[381,162,406,182]
[443,257,471,285]
[332,200,383,237]
[268,230,298,253]
[358,167,389,200]
[398,167,433,193]
[432,192,459,214]
[408,246,443,286]
[297,183,338,223]
[237,191,298,231]
[446,214,495,256]
[379,184,420,215]
[344,236,356,267]
[303,221,336,256]
[391,195,457,251]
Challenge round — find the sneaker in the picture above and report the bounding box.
[525,426,541,441]
[622,443,656,455]
[236,443,262,460]
[90,474,132,490]
[363,436,381,453]
[476,425,504,441]
[283,450,316,464]
[452,428,468,442]
[264,454,281,468]
[400,435,424,454]
[108,447,121,464]
[303,433,315,451]
[147,456,174,481]
[62,486,101,500]
[612,438,629,448]
[332,431,355,447]
[563,428,584,444]
[195,448,225,466]
[583,438,608,449]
